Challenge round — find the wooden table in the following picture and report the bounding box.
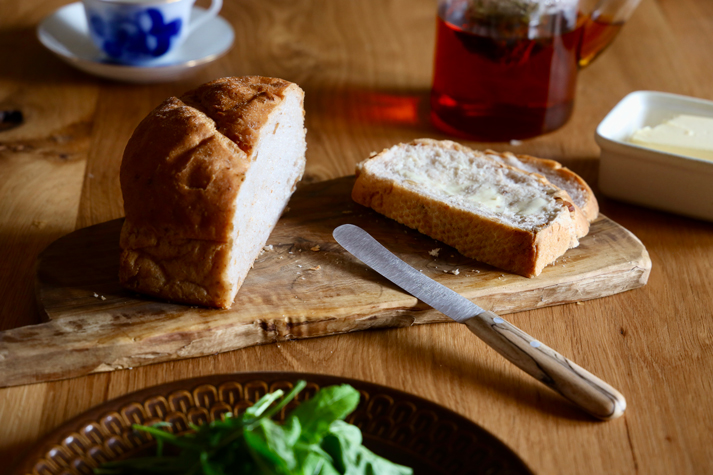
[1,0,712,473]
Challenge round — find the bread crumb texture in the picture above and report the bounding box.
[352,139,591,277]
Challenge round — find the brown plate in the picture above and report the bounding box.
[9,372,534,475]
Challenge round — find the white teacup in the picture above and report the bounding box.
[81,0,222,65]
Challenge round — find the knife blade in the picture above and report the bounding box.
[333,224,626,420]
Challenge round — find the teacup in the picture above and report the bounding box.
[81,0,223,65]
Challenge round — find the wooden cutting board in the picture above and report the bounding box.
[0,177,651,388]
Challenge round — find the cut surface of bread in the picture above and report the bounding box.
[487,151,599,222]
[352,139,589,277]
[119,76,306,308]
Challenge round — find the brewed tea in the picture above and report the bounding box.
[430,5,623,141]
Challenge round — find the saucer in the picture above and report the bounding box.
[37,2,234,83]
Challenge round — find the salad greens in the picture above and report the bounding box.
[95,381,412,475]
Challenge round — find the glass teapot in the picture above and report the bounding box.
[430,0,643,141]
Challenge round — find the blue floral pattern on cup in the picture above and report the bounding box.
[82,0,222,65]
[89,9,182,62]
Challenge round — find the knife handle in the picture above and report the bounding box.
[464,311,626,420]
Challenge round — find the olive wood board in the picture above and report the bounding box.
[0,176,651,388]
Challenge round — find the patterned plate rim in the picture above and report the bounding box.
[9,371,535,475]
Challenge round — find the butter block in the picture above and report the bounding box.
[630,114,713,161]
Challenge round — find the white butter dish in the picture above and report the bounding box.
[595,91,713,221]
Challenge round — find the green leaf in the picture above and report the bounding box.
[94,383,411,475]
[200,451,226,475]
[320,420,362,472]
[244,416,301,472]
[354,445,414,475]
[244,381,307,425]
[320,420,413,475]
[260,381,308,421]
[292,445,339,475]
[245,390,286,419]
[288,385,360,444]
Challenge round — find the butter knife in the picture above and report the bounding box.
[333,224,626,420]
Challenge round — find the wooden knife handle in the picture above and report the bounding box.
[464,311,626,420]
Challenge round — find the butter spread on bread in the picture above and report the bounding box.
[487,151,599,223]
[352,139,592,278]
[119,76,306,308]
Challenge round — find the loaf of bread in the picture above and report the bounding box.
[119,76,307,308]
[352,139,592,277]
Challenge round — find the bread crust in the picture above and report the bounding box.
[180,76,297,156]
[484,150,599,223]
[352,139,588,277]
[119,76,304,308]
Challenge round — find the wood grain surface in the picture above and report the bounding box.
[0,177,649,388]
[1,0,712,474]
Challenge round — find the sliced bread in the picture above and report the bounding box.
[119,76,307,308]
[352,139,589,277]
[487,151,599,223]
